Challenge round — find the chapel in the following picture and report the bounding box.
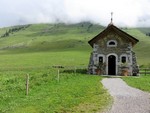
[88,14,139,76]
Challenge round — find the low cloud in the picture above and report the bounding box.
[0,0,150,27]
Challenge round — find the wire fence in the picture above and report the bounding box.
[0,65,150,77]
[1,66,149,96]
[139,68,150,75]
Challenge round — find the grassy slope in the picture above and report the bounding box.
[0,22,150,112]
[0,23,102,51]
[137,27,150,34]
[0,22,150,67]
[0,23,111,113]
[0,23,105,69]
[123,28,150,66]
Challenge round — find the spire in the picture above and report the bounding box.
[111,12,113,24]
[108,12,113,26]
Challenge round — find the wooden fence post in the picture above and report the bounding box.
[26,74,29,95]
[74,67,76,75]
[52,65,64,82]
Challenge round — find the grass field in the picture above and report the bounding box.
[122,75,150,92]
[0,69,111,113]
[0,22,150,112]
[0,51,90,70]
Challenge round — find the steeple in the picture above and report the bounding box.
[111,12,113,24]
[108,12,113,26]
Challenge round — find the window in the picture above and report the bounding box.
[97,55,105,65]
[99,57,103,63]
[120,54,128,64]
[107,40,117,47]
[121,56,126,63]
[109,41,115,45]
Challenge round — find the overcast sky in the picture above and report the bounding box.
[0,0,150,28]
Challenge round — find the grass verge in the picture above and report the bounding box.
[122,75,150,92]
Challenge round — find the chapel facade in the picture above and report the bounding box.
[88,22,139,76]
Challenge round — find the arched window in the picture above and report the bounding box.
[109,41,115,45]
[107,40,117,47]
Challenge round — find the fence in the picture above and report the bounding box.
[139,68,150,75]
[52,66,150,76]
[2,66,150,96]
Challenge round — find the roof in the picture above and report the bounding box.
[88,24,139,47]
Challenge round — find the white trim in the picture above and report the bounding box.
[107,40,117,47]
[106,53,118,75]
[93,53,98,65]
[130,52,133,75]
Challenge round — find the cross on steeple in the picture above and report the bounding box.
[110,12,113,24]
[108,12,114,26]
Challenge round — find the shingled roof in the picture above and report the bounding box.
[88,24,139,47]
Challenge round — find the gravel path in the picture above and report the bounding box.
[101,78,150,113]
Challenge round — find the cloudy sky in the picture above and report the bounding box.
[0,0,150,27]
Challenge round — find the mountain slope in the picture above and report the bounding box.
[0,22,150,66]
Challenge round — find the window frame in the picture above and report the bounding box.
[97,54,105,64]
[120,54,128,64]
[121,56,126,63]
[107,40,117,47]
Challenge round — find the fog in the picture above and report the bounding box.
[0,0,150,27]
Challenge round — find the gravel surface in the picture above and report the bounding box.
[101,78,150,113]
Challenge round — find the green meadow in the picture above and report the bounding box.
[0,69,110,113]
[0,22,150,112]
[122,75,150,92]
[0,22,150,67]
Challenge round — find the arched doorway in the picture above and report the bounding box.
[108,55,116,75]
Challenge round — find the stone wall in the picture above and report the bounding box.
[88,33,139,76]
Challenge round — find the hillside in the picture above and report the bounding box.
[0,22,150,113]
[0,22,150,67]
[0,23,111,113]
[0,22,104,52]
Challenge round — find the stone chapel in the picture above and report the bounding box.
[88,17,139,76]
